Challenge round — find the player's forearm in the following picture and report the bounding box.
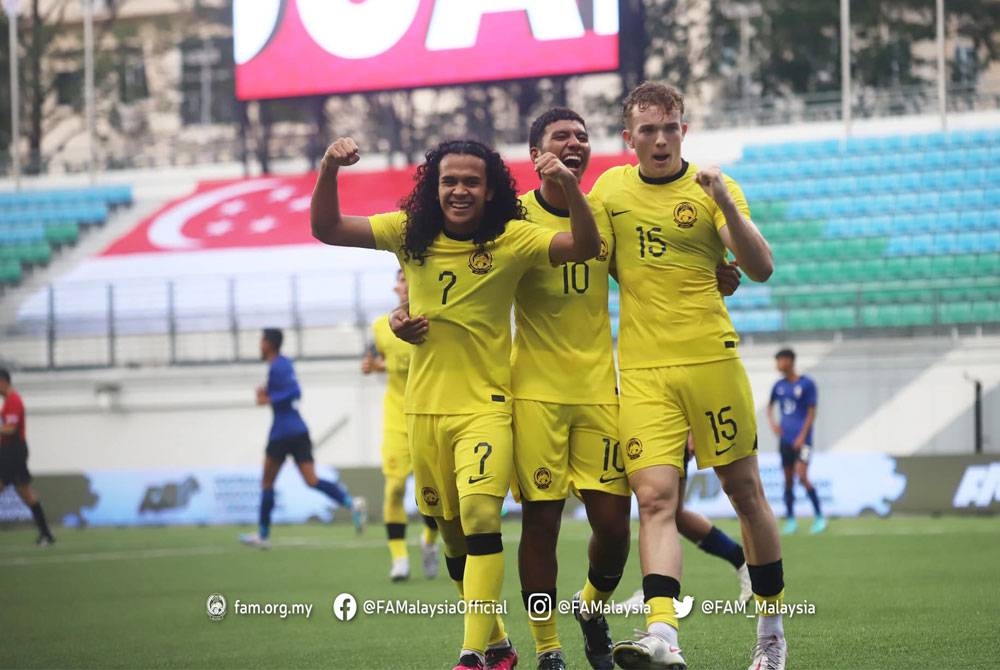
[720,200,773,282]
[798,409,817,440]
[561,179,600,261]
[310,161,347,245]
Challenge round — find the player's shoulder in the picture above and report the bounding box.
[801,374,818,388]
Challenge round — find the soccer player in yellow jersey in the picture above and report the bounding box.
[362,268,441,582]
[590,83,786,670]
[311,137,600,670]
[512,108,630,670]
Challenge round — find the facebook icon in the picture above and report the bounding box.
[333,593,358,622]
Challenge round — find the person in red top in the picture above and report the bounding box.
[0,368,55,546]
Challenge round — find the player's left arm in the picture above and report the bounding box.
[538,153,600,264]
[267,364,301,404]
[695,167,773,282]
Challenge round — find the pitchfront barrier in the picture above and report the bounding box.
[2,454,997,528]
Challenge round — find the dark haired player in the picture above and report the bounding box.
[0,368,56,546]
[768,348,824,535]
[240,328,366,548]
[311,136,599,670]
[362,268,441,581]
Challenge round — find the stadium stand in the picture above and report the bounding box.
[714,128,1000,332]
[0,185,133,288]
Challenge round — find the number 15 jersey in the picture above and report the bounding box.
[590,161,750,370]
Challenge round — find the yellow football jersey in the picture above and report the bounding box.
[590,161,749,369]
[512,190,618,404]
[371,211,557,415]
[372,314,411,424]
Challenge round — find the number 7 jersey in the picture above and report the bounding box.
[371,211,556,415]
[589,161,749,370]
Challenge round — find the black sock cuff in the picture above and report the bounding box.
[423,516,438,530]
[642,574,681,601]
[521,589,556,612]
[588,567,623,593]
[445,554,467,582]
[386,523,406,540]
[466,532,503,556]
[748,559,784,597]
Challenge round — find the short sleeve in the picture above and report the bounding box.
[712,176,752,231]
[370,211,407,254]
[805,379,818,407]
[509,219,558,267]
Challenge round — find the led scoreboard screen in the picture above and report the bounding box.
[233,0,621,100]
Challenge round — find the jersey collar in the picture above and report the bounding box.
[639,160,689,185]
[441,227,477,242]
[533,189,570,218]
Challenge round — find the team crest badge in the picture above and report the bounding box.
[673,202,697,229]
[422,487,440,506]
[533,467,552,490]
[468,249,494,274]
[597,237,609,261]
[626,438,643,460]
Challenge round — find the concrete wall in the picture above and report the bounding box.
[11,335,998,476]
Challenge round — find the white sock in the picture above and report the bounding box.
[758,614,784,639]
[648,622,679,647]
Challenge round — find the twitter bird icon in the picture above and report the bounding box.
[672,595,694,619]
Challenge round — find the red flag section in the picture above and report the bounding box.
[102,153,633,257]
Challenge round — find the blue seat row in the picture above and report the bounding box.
[779,189,1000,220]
[742,128,1000,163]
[0,204,108,227]
[0,225,45,243]
[824,210,1000,237]
[884,231,1000,256]
[730,309,784,333]
[743,167,1000,201]
[0,184,132,209]
[731,148,1000,183]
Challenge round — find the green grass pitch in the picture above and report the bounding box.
[3,516,999,669]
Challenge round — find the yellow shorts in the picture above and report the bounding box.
[618,358,758,475]
[406,412,513,520]
[381,426,412,481]
[512,400,630,502]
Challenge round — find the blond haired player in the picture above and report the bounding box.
[591,83,786,670]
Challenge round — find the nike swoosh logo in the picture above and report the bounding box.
[599,474,625,484]
[715,444,735,456]
[468,475,492,484]
[611,209,632,217]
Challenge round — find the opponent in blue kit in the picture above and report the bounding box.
[241,328,366,548]
[767,348,824,535]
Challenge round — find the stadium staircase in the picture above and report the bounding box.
[0,185,133,290]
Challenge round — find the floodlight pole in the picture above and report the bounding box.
[840,0,852,137]
[83,0,96,182]
[936,0,947,131]
[4,0,21,189]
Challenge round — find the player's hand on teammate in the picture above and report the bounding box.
[322,137,360,169]
[694,166,733,205]
[716,261,742,296]
[389,303,429,344]
[534,152,575,187]
[255,385,269,406]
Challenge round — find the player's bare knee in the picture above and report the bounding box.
[436,517,467,556]
[522,500,562,538]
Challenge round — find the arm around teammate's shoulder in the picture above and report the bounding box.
[310,137,377,248]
